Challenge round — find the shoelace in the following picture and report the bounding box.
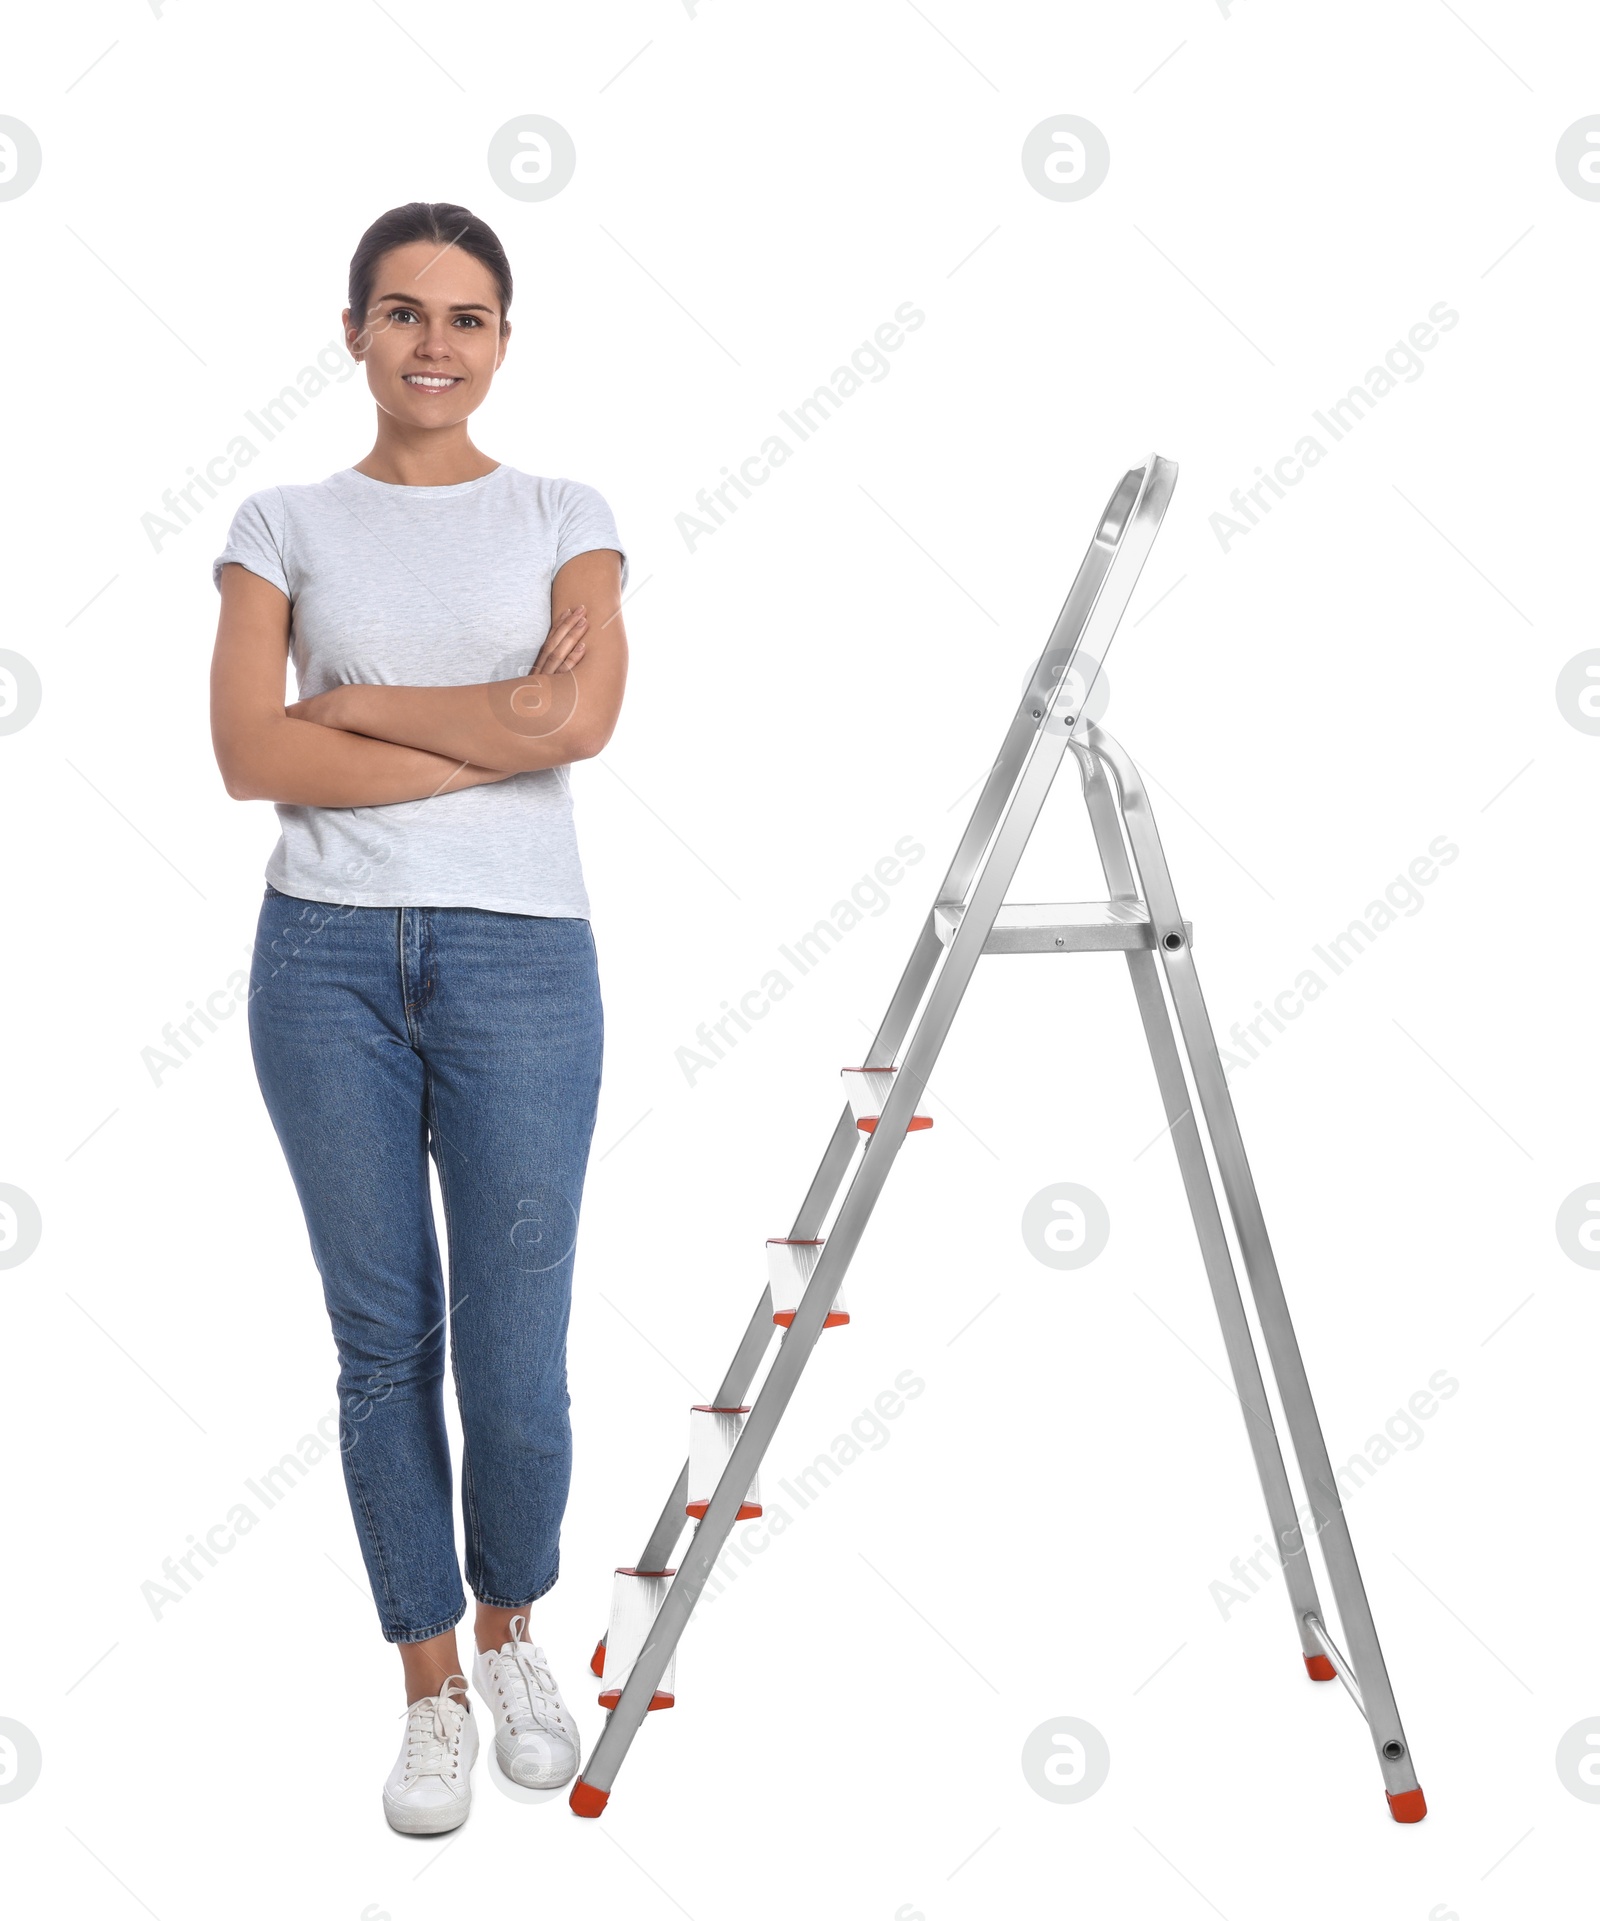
[400,1675,470,1784]
[490,1614,566,1741]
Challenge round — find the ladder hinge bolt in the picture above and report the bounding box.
[1162,932,1183,950]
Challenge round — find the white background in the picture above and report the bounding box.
[2,4,1596,1918]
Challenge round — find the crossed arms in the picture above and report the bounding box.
[209,548,627,807]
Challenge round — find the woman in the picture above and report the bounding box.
[208,201,628,1835]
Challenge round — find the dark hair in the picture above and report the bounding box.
[347,201,513,340]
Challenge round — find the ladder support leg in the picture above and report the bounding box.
[1077,735,1330,1665]
[1084,724,1424,1817]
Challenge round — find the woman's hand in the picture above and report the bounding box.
[285,608,587,725]
[286,686,350,726]
[532,603,587,675]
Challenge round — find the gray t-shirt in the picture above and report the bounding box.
[212,463,626,916]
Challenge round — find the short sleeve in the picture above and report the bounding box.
[213,488,290,598]
[554,479,627,591]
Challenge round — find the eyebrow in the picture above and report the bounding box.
[371,293,497,314]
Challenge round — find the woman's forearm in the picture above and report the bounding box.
[224,714,515,807]
[322,678,594,775]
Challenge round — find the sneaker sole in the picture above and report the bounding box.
[383,1790,472,1835]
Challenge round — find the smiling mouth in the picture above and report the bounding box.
[403,374,463,391]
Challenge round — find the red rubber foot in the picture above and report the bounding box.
[1304,1653,1337,1682]
[1387,1786,1427,1824]
[570,1778,610,1819]
[590,1637,606,1678]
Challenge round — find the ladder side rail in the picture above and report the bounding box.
[579,692,1087,1800]
[870,455,1178,1069]
[791,1103,878,1239]
[629,1286,780,1574]
[1073,740,1330,1663]
[868,916,961,1088]
[627,1106,861,1574]
[930,705,1051,914]
[939,453,1173,911]
[867,626,1080,1065]
[1084,722,1421,1803]
[870,701,1087,1065]
[576,1102,917,1795]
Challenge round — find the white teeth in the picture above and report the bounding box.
[405,376,458,388]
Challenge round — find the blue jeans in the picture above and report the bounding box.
[246,885,603,1643]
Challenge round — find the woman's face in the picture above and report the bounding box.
[345,240,508,429]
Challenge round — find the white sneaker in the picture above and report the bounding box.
[472,1614,581,1788]
[382,1676,478,1834]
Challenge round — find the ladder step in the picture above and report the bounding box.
[933,898,1194,954]
[686,1406,762,1519]
[841,1064,932,1134]
[597,1568,677,1711]
[768,1236,849,1329]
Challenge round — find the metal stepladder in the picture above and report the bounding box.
[571,452,1427,1825]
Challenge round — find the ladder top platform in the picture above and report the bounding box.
[933,898,1195,954]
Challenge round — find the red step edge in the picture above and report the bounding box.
[598,1688,675,1711]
